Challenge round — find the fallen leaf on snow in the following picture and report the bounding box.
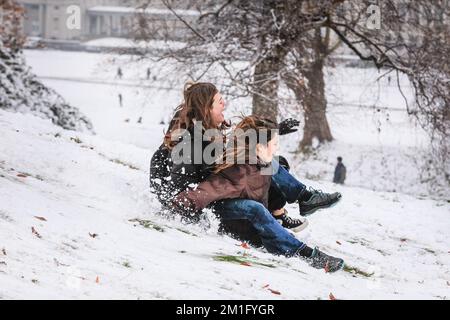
[34,216,47,222]
[329,293,337,300]
[1,248,6,256]
[89,233,98,238]
[236,242,250,249]
[95,276,100,284]
[17,173,28,178]
[240,262,252,267]
[336,241,342,245]
[268,288,281,295]
[31,227,42,239]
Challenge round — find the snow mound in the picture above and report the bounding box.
[0,45,93,133]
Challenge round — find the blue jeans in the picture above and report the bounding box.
[270,159,306,203]
[213,199,306,257]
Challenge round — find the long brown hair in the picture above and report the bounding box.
[164,82,229,149]
[214,115,278,173]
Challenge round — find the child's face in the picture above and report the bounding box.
[256,134,279,163]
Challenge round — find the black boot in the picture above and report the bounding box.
[298,188,342,217]
[306,248,344,273]
[275,209,308,233]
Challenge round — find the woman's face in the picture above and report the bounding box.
[256,134,279,163]
[210,92,225,126]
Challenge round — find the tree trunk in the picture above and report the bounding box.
[252,55,281,121]
[251,0,285,121]
[293,29,333,150]
[300,55,333,150]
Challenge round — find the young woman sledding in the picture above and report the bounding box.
[149,82,342,233]
[170,115,345,273]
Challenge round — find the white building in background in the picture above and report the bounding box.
[87,5,199,40]
[17,0,197,42]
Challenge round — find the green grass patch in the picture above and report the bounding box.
[343,265,374,278]
[175,228,198,237]
[129,218,165,232]
[110,158,140,171]
[213,254,276,268]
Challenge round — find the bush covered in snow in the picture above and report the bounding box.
[0,44,94,133]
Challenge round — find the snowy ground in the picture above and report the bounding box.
[0,49,448,300]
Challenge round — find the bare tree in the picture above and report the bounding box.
[282,26,342,150]
[326,0,449,182]
[133,0,449,166]
[133,0,344,119]
[327,0,449,139]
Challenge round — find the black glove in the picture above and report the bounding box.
[278,118,300,135]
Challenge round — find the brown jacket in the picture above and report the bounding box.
[173,164,272,212]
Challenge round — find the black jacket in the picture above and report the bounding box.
[149,129,215,203]
[149,144,173,205]
[333,163,346,184]
[169,134,214,194]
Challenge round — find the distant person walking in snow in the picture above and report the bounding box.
[146,68,151,80]
[118,93,123,107]
[117,67,123,79]
[333,157,346,185]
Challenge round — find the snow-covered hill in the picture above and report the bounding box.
[0,49,449,300]
[0,109,449,300]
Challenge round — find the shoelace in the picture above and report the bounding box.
[307,187,329,199]
[283,215,301,225]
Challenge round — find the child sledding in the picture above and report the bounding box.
[150,82,344,272]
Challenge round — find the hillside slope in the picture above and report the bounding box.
[0,109,449,300]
